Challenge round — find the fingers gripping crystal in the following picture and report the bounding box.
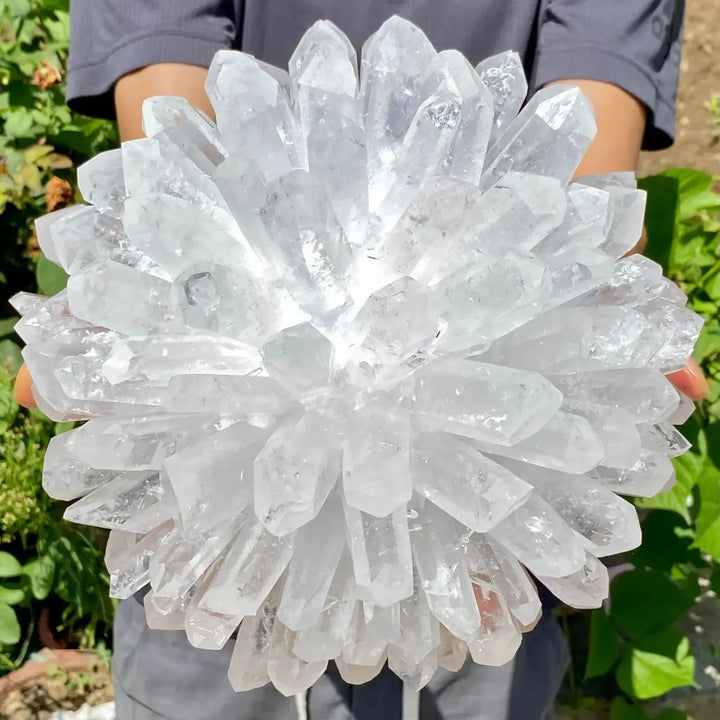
[18,17,701,695]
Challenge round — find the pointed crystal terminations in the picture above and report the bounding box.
[413,359,563,445]
[29,15,698,696]
[344,503,413,607]
[476,51,527,136]
[482,84,597,190]
[343,403,412,516]
[254,413,341,536]
[411,433,531,532]
[205,50,305,179]
[360,16,436,212]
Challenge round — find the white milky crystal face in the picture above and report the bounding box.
[22,16,701,694]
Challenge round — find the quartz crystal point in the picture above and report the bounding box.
[537,553,609,609]
[64,469,174,533]
[344,503,413,606]
[26,16,701,694]
[489,494,586,578]
[199,513,293,617]
[414,359,563,445]
[360,16,436,212]
[290,22,368,245]
[476,51,527,135]
[292,552,357,662]
[254,412,341,536]
[466,535,541,629]
[410,499,481,640]
[343,403,412,516]
[481,84,596,190]
[206,51,305,179]
[411,432,531,532]
[278,493,346,630]
[105,523,173,599]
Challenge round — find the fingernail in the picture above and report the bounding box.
[686,358,710,400]
[667,359,709,401]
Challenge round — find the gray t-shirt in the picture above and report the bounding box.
[67,0,684,150]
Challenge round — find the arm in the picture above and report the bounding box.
[14,64,212,407]
[115,63,213,142]
[546,79,646,177]
[541,76,708,400]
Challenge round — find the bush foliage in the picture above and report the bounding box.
[0,2,718,716]
[567,168,720,719]
[0,0,115,671]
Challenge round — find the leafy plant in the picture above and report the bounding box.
[0,0,117,674]
[566,168,720,714]
[0,367,113,670]
[0,0,116,304]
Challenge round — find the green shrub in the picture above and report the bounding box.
[0,365,113,671]
[1,0,116,671]
[1,0,117,302]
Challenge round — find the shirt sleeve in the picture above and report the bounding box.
[67,0,236,119]
[529,0,684,150]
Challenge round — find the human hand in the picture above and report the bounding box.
[622,228,709,402]
[12,228,707,412]
[13,363,36,409]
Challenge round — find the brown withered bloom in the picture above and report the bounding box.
[46,175,73,212]
[32,59,62,91]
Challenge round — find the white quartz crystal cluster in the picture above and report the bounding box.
[14,17,701,694]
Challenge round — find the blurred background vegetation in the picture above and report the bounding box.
[0,1,718,718]
[0,0,116,680]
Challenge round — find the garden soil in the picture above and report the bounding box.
[0,650,112,720]
[638,0,719,177]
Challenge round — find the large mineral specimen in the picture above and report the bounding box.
[15,17,701,694]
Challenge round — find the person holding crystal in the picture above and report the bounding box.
[14,1,708,719]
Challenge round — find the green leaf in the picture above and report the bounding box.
[23,144,54,164]
[705,267,720,302]
[0,584,26,605]
[616,628,696,700]
[638,174,678,272]
[2,0,32,19]
[45,12,70,44]
[0,601,21,645]
[36,255,68,295]
[663,168,720,220]
[635,451,699,523]
[693,318,720,364]
[20,162,43,192]
[671,228,719,273]
[3,107,36,138]
[652,710,693,720]
[0,339,23,374]
[0,552,23,578]
[26,555,55,601]
[0,317,18,337]
[691,424,720,560]
[36,151,72,170]
[609,697,648,720]
[610,570,695,637]
[631,511,702,572]
[640,169,720,280]
[0,367,19,433]
[585,608,622,678]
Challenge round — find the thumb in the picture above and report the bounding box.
[666,358,709,401]
[13,363,37,409]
